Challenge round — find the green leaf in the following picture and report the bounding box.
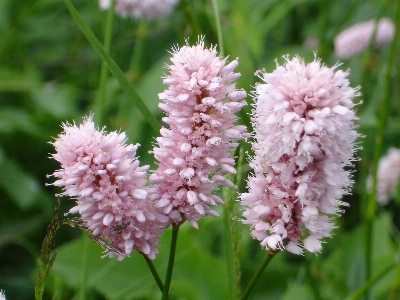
[0,147,52,213]
[0,108,47,139]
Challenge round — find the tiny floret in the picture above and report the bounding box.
[150,38,247,227]
[241,56,360,254]
[49,116,168,260]
[99,0,178,20]
[334,18,395,59]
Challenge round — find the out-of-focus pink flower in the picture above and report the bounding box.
[334,18,395,59]
[241,56,359,254]
[0,290,6,300]
[368,148,400,205]
[150,38,247,228]
[99,0,178,20]
[49,116,169,260]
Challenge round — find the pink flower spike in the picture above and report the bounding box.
[49,115,168,260]
[150,37,247,226]
[241,56,360,254]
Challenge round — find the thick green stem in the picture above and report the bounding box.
[162,225,180,300]
[96,0,115,125]
[211,0,224,57]
[143,254,164,292]
[240,250,279,300]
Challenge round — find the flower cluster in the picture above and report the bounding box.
[334,18,395,59]
[368,148,400,205]
[240,56,359,254]
[99,0,178,20]
[150,38,247,228]
[50,116,169,260]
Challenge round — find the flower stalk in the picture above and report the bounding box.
[240,249,279,300]
[143,255,164,292]
[96,0,115,125]
[162,225,180,300]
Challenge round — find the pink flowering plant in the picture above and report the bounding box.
[3,0,400,299]
[150,38,247,228]
[241,56,359,255]
[49,116,169,260]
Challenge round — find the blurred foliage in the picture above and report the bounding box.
[0,0,400,299]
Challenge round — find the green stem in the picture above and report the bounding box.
[223,183,239,300]
[364,1,400,298]
[129,20,148,78]
[62,0,160,133]
[143,254,164,292]
[240,250,279,300]
[389,262,400,300]
[346,262,396,300]
[79,236,89,300]
[210,0,224,56]
[162,225,180,300]
[222,147,246,299]
[179,0,202,37]
[96,0,115,125]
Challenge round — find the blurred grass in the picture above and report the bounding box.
[0,0,399,299]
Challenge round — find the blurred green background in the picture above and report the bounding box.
[0,0,400,299]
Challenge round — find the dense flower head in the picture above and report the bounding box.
[334,18,395,59]
[150,38,247,228]
[240,56,359,254]
[99,0,178,20]
[368,148,400,205]
[49,116,169,260]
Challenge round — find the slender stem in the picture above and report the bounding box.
[389,263,400,300]
[143,254,164,292]
[179,0,202,37]
[96,0,115,125]
[240,250,279,300]
[162,225,180,300]
[79,236,89,300]
[62,0,160,132]
[129,20,148,78]
[211,0,224,57]
[316,0,330,58]
[364,1,400,298]
[346,262,396,300]
[223,181,239,300]
[222,147,246,299]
